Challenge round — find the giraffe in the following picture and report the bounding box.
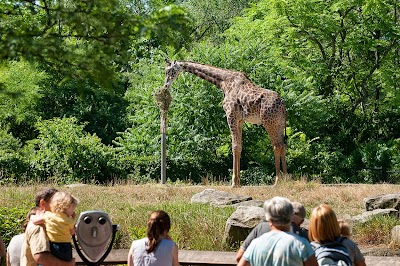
[163,60,288,187]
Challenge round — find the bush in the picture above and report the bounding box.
[0,129,29,182]
[353,215,400,246]
[23,117,116,183]
[0,207,28,245]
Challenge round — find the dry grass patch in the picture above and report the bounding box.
[1,181,399,250]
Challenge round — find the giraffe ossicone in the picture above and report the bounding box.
[164,60,288,187]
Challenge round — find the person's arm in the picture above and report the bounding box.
[127,245,134,266]
[172,243,180,266]
[31,214,45,225]
[6,253,11,266]
[303,254,318,266]
[237,256,250,266]
[354,259,366,266]
[236,222,268,262]
[236,247,245,262]
[0,236,5,257]
[34,252,75,266]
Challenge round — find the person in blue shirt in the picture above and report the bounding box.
[236,201,309,262]
[237,197,317,266]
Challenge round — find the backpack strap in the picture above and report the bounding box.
[336,236,346,243]
[312,239,353,266]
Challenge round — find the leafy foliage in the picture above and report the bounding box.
[0,207,27,246]
[0,0,398,184]
[24,117,116,183]
[0,60,47,142]
[0,0,192,87]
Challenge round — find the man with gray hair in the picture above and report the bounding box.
[236,200,309,262]
[237,197,317,266]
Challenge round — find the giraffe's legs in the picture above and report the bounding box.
[273,145,287,185]
[281,145,288,176]
[265,120,288,185]
[230,121,243,188]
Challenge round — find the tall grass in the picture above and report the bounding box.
[1,181,399,251]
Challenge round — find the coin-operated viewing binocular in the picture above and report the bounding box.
[73,211,119,266]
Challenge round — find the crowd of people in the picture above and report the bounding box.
[0,189,366,266]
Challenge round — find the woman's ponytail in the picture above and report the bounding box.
[146,210,171,253]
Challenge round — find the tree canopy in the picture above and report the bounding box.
[0,0,192,87]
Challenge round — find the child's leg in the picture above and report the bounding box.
[50,242,73,261]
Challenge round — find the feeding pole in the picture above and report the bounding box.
[154,87,172,184]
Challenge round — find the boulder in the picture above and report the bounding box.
[351,208,399,223]
[389,225,400,249]
[364,193,400,211]
[223,206,265,247]
[229,200,264,208]
[191,189,252,206]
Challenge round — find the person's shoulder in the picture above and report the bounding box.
[26,223,44,234]
[43,211,56,219]
[134,237,147,243]
[12,233,25,241]
[161,238,176,245]
[253,222,271,233]
[289,232,311,245]
[340,237,359,249]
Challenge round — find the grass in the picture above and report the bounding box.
[1,180,399,252]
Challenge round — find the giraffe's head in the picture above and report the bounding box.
[164,60,182,88]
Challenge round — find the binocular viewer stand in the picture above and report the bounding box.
[73,211,119,266]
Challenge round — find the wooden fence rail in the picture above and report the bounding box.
[74,249,237,265]
[73,249,400,266]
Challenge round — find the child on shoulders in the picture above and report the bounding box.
[33,191,79,261]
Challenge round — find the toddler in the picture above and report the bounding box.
[338,219,351,238]
[33,191,79,261]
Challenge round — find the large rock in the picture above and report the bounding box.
[390,225,400,249]
[229,200,264,208]
[223,206,265,247]
[364,193,400,211]
[351,208,399,223]
[191,189,252,206]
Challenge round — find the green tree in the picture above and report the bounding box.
[0,60,47,142]
[183,0,254,42]
[224,0,400,182]
[0,0,192,88]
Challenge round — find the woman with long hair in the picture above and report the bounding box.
[127,210,179,266]
[308,204,366,266]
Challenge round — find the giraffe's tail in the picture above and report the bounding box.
[284,127,288,145]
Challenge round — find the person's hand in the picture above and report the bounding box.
[70,226,76,236]
[67,258,75,266]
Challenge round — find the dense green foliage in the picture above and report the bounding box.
[0,0,398,184]
[0,207,27,249]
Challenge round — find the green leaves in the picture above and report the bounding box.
[0,0,192,88]
[24,117,115,183]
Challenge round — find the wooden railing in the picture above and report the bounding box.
[74,249,237,265]
[73,249,399,266]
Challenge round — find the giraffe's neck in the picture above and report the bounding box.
[178,61,235,88]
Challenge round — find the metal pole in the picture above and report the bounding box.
[161,113,167,184]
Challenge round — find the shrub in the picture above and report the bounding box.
[353,215,400,246]
[23,117,116,183]
[0,129,29,182]
[0,207,28,245]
